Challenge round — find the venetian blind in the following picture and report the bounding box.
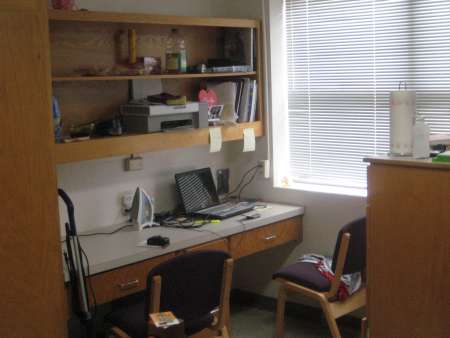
[284,0,450,188]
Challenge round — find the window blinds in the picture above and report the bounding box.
[284,0,450,188]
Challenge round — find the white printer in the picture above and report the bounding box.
[121,100,208,133]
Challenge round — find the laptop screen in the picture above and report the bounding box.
[175,168,220,213]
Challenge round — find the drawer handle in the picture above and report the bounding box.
[118,279,139,290]
[265,235,277,241]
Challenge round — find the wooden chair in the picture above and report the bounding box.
[107,250,233,338]
[273,218,366,338]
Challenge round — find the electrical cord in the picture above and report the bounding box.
[237,167,259,201]
[77,223,134,237]
[227,164,260,198]
[157,215,224,237]
[79,242,97,318]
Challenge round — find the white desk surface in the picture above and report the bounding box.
[66,203,304,277]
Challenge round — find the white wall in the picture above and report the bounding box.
[57,143,241,232]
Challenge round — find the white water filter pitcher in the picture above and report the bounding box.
[390,81,416,156]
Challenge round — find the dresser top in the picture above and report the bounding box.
[364,156,450,170]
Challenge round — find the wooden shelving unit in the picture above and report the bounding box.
[49,9,264,164]
[48,9,259,28]
[55,121,263,164]
[53,72,257,82]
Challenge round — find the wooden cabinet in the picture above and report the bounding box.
[48,9,265,164]
[365,158,450,338]
[186,238,230,253]
[230,216,303,259]
[88,252,176,304]
[0,2,67,337]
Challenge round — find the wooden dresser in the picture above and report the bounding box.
[365,157,450,338]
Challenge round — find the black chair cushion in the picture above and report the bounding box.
[106,300,215,338]
[273,261,331,292]
[184,312,215,336]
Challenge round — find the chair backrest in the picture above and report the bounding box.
[145,250,230,322]
[331,217,366,275]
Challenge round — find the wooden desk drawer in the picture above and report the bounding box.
[88,252,175,304]
[186,238,229,253]
[230,216,302,259]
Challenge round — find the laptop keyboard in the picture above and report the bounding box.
[199,201,254,218]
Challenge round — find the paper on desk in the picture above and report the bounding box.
[209,127,222,153]
[243,128,256,152]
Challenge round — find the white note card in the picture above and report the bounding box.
[243,128,256,152]
[209,127,222,153]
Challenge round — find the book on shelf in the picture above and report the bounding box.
[207,78,257,123]
[248,81,258,123]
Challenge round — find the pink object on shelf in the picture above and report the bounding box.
[198,89,218,108]
[52,0,76,10]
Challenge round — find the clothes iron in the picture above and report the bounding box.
[130,187,154,230]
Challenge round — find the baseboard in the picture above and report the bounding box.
[230,289,361,329]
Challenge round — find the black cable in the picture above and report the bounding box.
[79,243,97,318]
[77,223,133,237]
[237,167,259,201]
[227,165,260,198]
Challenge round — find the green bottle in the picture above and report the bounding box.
[165,28,187,73]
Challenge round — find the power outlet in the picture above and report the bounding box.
[258,160,270,179]
[121,191,135,213]
[124,155,143,171]
[216,168,230,195]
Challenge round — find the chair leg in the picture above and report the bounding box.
[110,326,132,338]
[320,302,341,338]
[275,285,287,338]
[220,326,230,338]
[360,317,368,338]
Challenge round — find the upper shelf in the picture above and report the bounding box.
[52,72,257,82]
[48,9,260,28]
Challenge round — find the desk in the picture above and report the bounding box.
[72,203,304,305]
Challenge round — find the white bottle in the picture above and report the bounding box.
[413,115,430,159]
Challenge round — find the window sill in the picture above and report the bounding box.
[274,181,367,198]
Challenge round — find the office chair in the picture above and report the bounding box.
[107,250,233,338]
[273,218,366,338]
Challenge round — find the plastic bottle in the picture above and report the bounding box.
[165,28,187,73]
[413,115,430,159]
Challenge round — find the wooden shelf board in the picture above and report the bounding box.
[54,121,263,164]
[52,72,257,82]
[48,9,260,28]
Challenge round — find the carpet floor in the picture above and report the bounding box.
[230,303,360,338]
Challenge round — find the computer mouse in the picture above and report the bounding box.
[244,213,261,220]
[147,235,170,248]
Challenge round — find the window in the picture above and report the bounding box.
[283,0,450,191]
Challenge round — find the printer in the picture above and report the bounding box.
[121,100,208,133]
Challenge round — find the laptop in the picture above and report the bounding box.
[175,168,255,219]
